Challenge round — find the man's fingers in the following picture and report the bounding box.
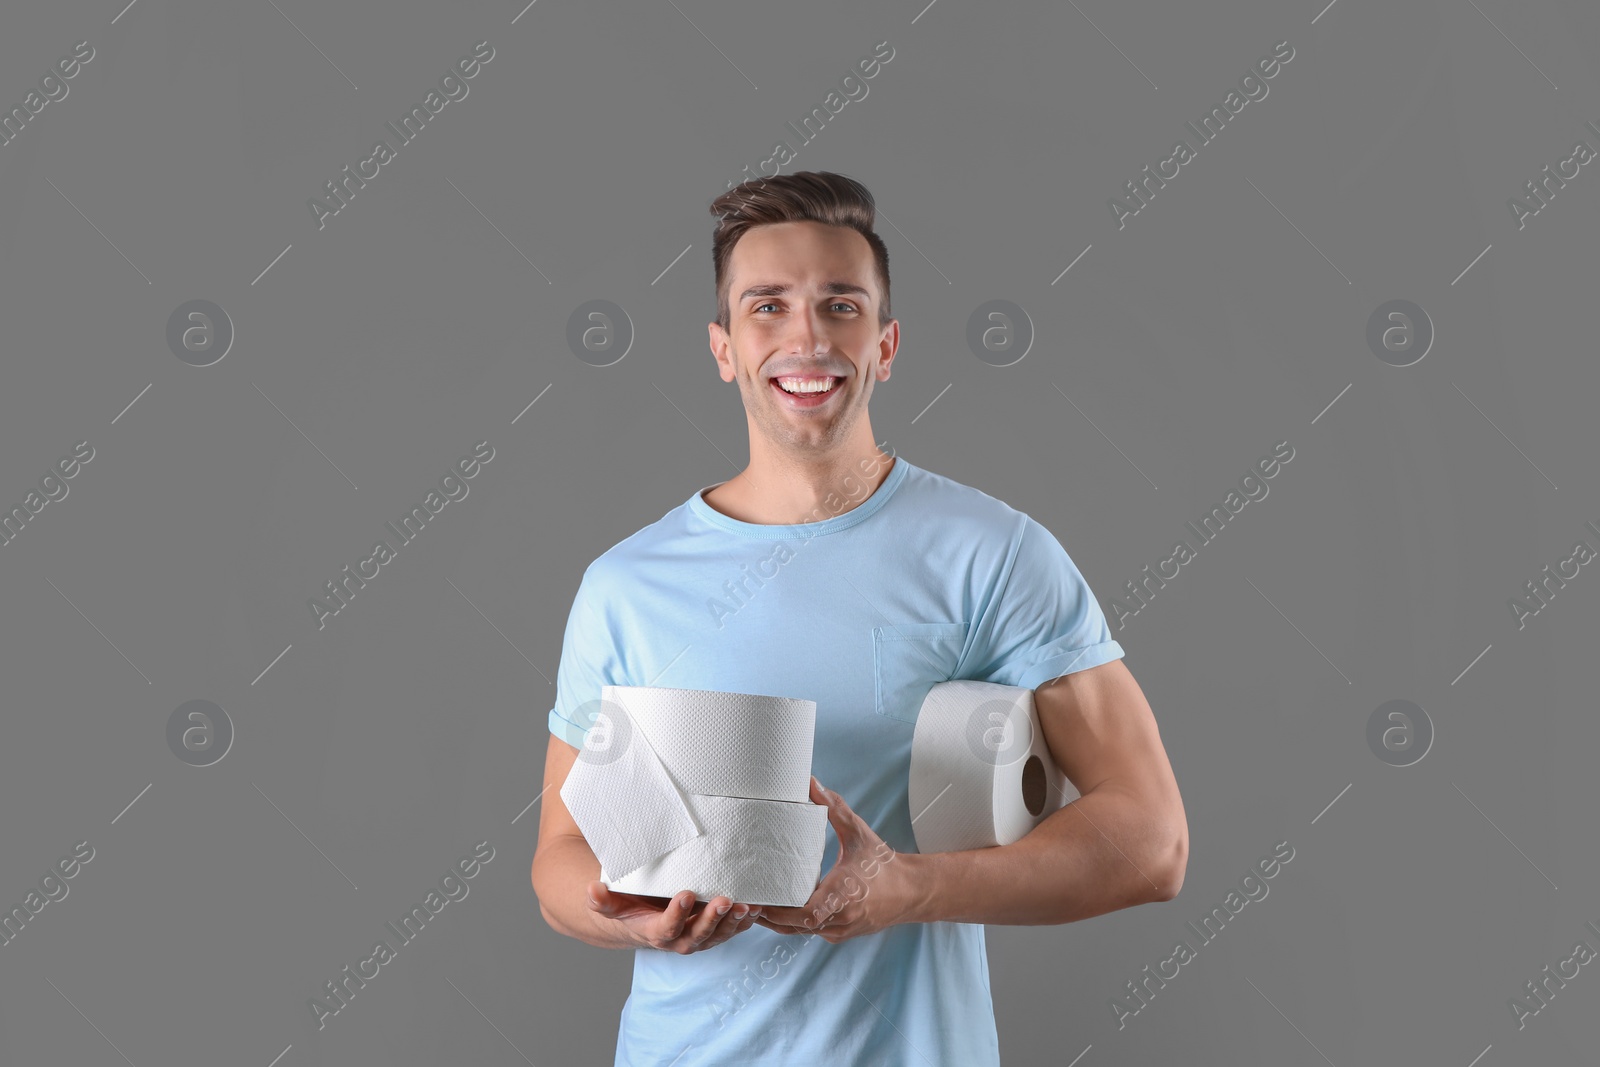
[597,890,762,952]
[687,897,738,947]
[685,899,716,939]
[657,891,697,940]
[752,913,819,934]
[589,885,764,952]
[717,905,756,943]
[698,900,756,950]
[756,904,809,926]
[812,778,861,847]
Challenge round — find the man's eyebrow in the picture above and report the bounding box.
[738,282,873,303]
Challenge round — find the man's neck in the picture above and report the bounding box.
[703,447,897,526]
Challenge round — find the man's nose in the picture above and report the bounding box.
[786,307,828,354]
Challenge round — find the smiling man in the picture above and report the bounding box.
[531,170,1188,1066]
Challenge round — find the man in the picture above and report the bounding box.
[531,170,1188,1065]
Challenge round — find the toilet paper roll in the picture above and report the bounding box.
[560,685,822,890]
[908,680,1080,854]
[602,685,816,802]
[560,696,702,880]
[603,791,830,907]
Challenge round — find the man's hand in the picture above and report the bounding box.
[753,777,923,944]
[586,882,763,954]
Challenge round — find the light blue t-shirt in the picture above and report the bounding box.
[547,454,1125,1066]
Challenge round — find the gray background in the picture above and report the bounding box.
[0,0,1595,1064]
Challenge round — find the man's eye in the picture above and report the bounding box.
[751,301,856,314]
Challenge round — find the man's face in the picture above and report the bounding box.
[709,220,897,456]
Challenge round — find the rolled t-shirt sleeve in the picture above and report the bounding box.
[547,564,624,749]
[963,514,1125,692]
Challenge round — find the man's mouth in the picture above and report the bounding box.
[771,376,844,405]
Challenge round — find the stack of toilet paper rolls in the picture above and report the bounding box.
[559,685,829,908]
[559,679,1079,908]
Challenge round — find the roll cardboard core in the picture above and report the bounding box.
[1021,754,1046,816]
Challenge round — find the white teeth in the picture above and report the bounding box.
[777,377,837,394]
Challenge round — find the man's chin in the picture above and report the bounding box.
[759,420,853,454]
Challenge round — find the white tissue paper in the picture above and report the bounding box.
[559,694,701,880]
[908,679,1080,853]
[610,685,816,801]
[560,685,827,907]
[604,792,829,906]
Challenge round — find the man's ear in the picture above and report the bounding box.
[708,322,735,383]
[875,320,899,381]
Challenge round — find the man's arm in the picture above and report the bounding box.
[530,736,646,948]
[900,658,1188,926]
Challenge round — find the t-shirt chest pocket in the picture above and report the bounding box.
[872,621,970,724]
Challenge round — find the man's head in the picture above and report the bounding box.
[707,171,898,461]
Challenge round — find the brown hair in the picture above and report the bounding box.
[708,171,891,332]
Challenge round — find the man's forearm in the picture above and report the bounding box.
[532,838,642,949]
[903,787,1183,926]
